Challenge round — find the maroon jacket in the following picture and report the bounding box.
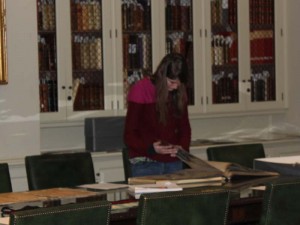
[124,77,191,162]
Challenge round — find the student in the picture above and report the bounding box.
[124,53,191,177]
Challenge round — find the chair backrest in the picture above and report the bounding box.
[0,163,13,193]
[122,147,132,182]
[206,143,265,168]
[136,189,231,225]
[9,200,111,225]
[25,152,96,190]
[259,177,300,225]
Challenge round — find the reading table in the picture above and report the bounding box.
[0,188,103,212]
[103,176,281,225]
[0,177,282,225]
[107,188,264,225]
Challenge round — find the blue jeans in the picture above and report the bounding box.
[131,161,183,177]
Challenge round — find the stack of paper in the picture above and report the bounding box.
[128,181,183,199]
[0,217,9,225]
[168,177,225,188]
[78,183,128,191]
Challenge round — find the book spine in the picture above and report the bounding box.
[123,34,129,69]
[40,78,49,112]
[166,1,172,30]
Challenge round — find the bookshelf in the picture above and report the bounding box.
[70,0,104,111]
[36,0,285,123]
[37,0,58,113]
[36,0,158,121]
[204,0,285,113]
[121,0,153,108]
[165,0,195,106]
[249,0,275,102]
[210,0,239,105]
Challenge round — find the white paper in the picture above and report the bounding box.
[255,156,300,164]
[0,217,9,225]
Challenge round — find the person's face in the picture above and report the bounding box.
[167,78,181,91]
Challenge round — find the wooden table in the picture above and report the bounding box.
[106,176,281,225]
[0,182,268,225]
[0,187,103,214]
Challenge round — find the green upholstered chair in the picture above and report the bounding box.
[9,200,111,225]
[0,163,12,193]
[136,189,231,225]
[259,177,300,225]
[25,152,96,190]
[206,143,265,168]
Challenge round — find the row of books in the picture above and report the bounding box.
[211,69,276,104]
[39,77,58,113]
[70,0,102,31]
[38,34,57,71]
[212,73,239,104]
[211,0,237,26]
[72,35,103,70]
[250,0,274,25]
[166,35,193,58]
[251,70,275,102]
[211,32,238,66]
[73,79,104,111]
[123,34,152,70]
[122,1,151,31]
[250,30,274,64]
[227,0,238,25]
[37,0,56,31]
[166,0,192,31]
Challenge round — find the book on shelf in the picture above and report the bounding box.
[128,150,279,186]
[128,181,183,199]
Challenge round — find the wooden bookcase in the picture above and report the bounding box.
[36,0,285,122]
[37,0,58,113]
[204,0,285,113]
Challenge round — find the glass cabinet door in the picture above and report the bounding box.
[249,0,275,102]
[37,0,58,113]
[70,0,104,111]
[165,0,194,106]
[121,0,153,106]
[210,0,239,105]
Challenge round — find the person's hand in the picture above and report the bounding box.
[153,141,181,157]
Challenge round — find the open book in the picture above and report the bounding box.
[128,168,225,186]
[128,150,279,186]
[176,149,279,180]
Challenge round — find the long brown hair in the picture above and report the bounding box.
[151,53,189,124]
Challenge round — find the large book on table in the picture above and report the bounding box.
[128,168,225,187]
[128,150,279,186]
[176,149,279,181]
